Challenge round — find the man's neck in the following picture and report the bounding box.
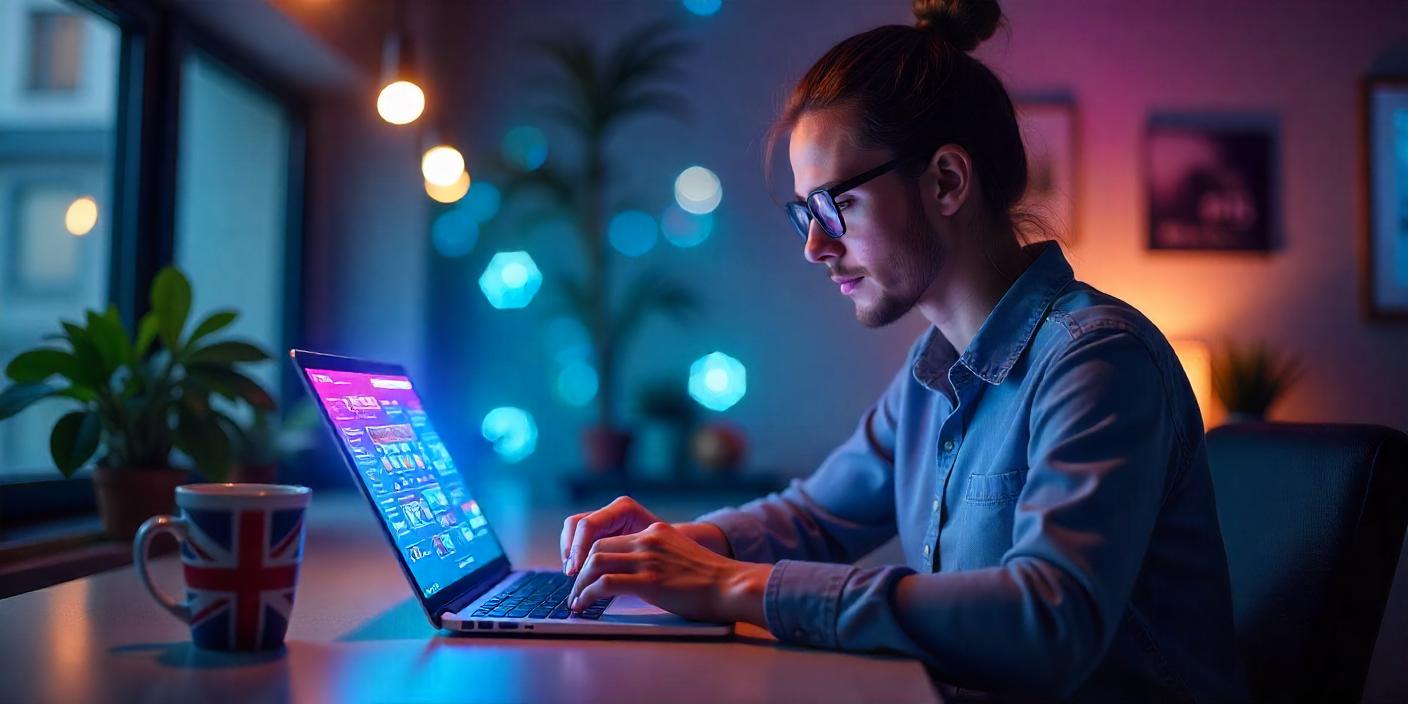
[915,237,1034,355]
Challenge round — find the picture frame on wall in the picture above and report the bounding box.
[1145,116,1278,252]
[1362,76,1408,320]
[1015,99,1078,243]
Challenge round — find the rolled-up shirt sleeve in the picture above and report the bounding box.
[728,329,1184,697]
[696,340,913,566]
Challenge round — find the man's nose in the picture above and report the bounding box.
[802,220,842,264]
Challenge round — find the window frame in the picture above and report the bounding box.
[0,0,310,525]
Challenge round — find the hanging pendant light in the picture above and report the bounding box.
[376,0,424,125]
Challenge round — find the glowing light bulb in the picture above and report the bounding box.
[425,171,470,203]
[376,80,425,125]
[421,145,465,187]
[65,196,98,236]
[675,165,722,214]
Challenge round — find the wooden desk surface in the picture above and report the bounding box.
[0,487,941,704]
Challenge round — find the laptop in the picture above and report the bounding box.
[291,349,732,637]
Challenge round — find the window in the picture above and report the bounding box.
[0,0,119,479]
[26,11,85,93]
[173,52,292,399]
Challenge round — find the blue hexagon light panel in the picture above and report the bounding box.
[688,351,746,411]
[479,251,542,309]
[481,407,538,463]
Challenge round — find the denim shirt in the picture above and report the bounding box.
[699,242,1247,702]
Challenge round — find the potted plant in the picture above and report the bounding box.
[489,21,700,472]
[0,267,276,539]
[633,378,700,477]
[1212,340,1302,423]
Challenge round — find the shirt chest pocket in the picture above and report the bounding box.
[963,469,1028,505]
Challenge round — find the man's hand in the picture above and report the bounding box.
[566,521,770,625]
[560,496,664,576]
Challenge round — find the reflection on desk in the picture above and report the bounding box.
[0,488,941,704]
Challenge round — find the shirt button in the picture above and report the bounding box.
[942,440,955,452]
[923,544,931,556]
[931,499,939,511]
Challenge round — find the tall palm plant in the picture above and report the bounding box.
[495,20,699,444]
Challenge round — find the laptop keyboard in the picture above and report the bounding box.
[471,571,613,620]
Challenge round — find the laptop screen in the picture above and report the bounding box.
[303,367,505,599]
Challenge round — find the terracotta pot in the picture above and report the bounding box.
[231,462,279,485]
[92,466,191,541]
[582,427,633,474]
[691,423,747,474]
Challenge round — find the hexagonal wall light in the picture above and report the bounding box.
[478,251,542,309]
[688,351,746,411]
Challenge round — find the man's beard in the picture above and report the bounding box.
[856,193,944,328]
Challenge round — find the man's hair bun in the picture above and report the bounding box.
[912,0,1003,53]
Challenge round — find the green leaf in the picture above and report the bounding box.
[0,382,61,420]
[134,312,160,359]
[85,309,130,373]
[174,405,232,481]
[60,322,107,389]
[5,348,81,384]
[187,310,238,346]
[184,341,271,366]
[151,267,192,352]
[49,410,101,477]
[186,365,276,411]
[57,386,99,403]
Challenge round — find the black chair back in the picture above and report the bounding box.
[1207,422,1408,703]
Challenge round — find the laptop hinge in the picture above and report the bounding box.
[438,562,511,619]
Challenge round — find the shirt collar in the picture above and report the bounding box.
[913,241,1074,389]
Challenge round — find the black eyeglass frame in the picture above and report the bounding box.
[785,159,900,241]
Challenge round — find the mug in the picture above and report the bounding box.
[134,483,312,651]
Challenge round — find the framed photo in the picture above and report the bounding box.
[1363,77,1408,320]
[1145,117,1277,251]
[1016,99,1078,242]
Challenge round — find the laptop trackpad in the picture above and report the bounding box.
[602,595,692,624]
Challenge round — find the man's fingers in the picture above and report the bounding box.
[568,548,643,606]
[560,513,587,567]
[572,573,652,612]
[569,508,627,575]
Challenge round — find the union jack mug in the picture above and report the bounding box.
[133,483,311,651]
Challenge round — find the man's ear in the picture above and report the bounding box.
[925,144,974,218]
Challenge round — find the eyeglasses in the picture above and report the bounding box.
[785,159,899,241]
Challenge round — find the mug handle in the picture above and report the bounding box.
[133,515,191,623]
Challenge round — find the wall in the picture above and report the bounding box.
[422,0,1408,483]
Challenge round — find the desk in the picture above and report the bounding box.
[0,488,941,704]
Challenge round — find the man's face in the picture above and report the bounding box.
[788,107,944,328]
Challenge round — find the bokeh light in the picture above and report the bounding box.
[608,210,658,257]
[502,126,548,171]
[557,360,599,407]
[65,196,98,236]
[478,251,543,309]
[461,181,501,222]
[425,171,470,203]
[422,145,465,187]
[660,204,713,248]
[674,165,722,214]
[683,0,722,16]
[688,351,747,411]
[431,209,479,258]
[376,80,425,125]
[481,407,538,463]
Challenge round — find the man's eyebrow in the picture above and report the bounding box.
[793,178,841,201]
